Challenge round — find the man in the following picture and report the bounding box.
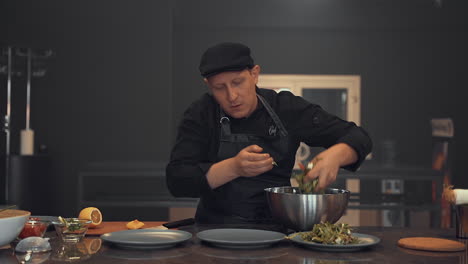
[166,42,372,224]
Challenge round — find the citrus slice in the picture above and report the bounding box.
[126,219,145,230]
[78,207,102,228]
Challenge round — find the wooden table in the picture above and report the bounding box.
[0,225,466,264]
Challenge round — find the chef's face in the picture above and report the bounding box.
[205,65,260,119]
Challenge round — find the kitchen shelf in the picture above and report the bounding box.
[337,161,443,228]
[78,161,442,225]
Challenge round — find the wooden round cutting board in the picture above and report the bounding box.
[397,237,466,252]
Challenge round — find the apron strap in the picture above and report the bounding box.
[256,94,288,137]
[219,114,232,136]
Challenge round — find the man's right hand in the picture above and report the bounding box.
[231,145,274,177]
[206,144,274,189]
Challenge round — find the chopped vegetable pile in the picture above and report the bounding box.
[298,222,359,245]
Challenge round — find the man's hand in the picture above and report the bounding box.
[304,155,340,191]
[232,145,274,177]
[206,144,274,189]
[304,143,358,191]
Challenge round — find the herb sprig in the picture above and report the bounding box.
[58,216,85,232]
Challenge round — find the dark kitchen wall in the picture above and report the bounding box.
[1,0,174,216]
[1,0,467,217]
[171,0,467,185]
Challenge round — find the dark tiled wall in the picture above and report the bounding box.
[1,0,467,218]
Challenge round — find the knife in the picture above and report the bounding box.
[150,218,195,230]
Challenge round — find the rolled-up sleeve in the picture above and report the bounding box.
[335,125,372,171]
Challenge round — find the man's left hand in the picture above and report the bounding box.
[304,143,358,191]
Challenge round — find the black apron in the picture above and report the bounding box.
[195,94,295,224]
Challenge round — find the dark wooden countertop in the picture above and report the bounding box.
[1,225,466,263]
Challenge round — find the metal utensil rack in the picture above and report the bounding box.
[1,45,53,204]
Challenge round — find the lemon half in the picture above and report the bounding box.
[78,207,102,228]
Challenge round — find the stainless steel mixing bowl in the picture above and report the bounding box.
[264,186,350,231]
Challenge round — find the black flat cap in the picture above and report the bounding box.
[199,42,254,78]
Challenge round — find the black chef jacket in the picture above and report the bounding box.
[166,87,372,201]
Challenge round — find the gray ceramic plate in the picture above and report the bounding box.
[196,228,285,249]
[290,232,380,252]
[100,229,192,250]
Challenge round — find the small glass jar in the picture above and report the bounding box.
[18,218,50,239]
[52,218,91,243]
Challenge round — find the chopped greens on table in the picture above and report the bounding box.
[290,222,360,245]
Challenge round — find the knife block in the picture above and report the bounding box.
[8,154,53,214]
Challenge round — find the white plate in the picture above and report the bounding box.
[196,228,285,249]
[100,229,192,250]
[290,232,380,252]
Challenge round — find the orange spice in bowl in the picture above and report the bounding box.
[0,209,31,246]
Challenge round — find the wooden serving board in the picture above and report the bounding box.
[397,237,466,252]
[86,221,167,235]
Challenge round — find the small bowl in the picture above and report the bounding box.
[0,209,31,247]
[52,218,92,243]
[265,186,350,231]
[18,218,50,239]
